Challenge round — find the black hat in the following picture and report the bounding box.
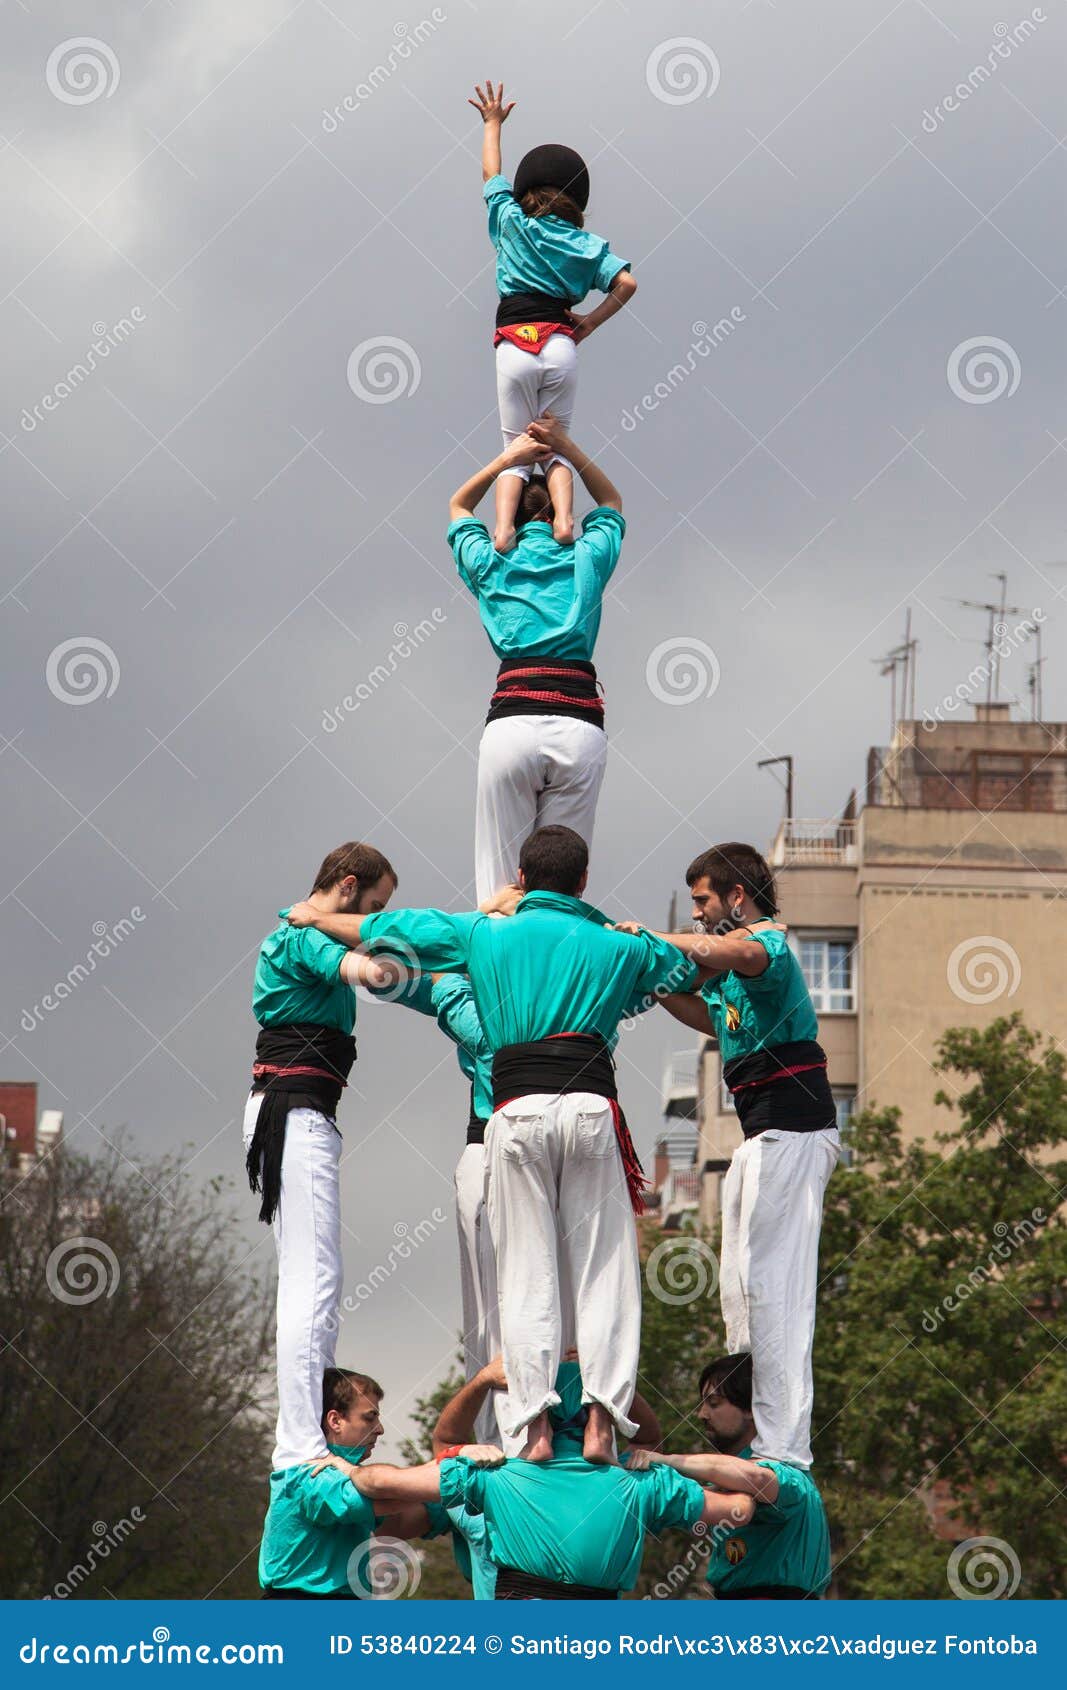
[513,144,589,211]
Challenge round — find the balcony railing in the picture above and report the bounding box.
[770,818,857,866]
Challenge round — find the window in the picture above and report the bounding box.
[719,1074,736,1115]
[834,1089,856,1166]
[797,935,856,1013]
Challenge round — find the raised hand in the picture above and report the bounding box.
[468,81,515,124]
[286,901,319,929]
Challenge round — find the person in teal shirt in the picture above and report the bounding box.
[469,80,635,552]
[259,1366,438,1599]
[318,1360,752,1599]
[627,843,842,1472]
[447,415,625,902]
[629,1353,831,1599]
[287,827,698,1466]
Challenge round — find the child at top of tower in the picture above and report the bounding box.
[468,80,637,554]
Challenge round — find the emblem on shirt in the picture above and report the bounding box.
[725,1002,741,1033]
[515,324,538,343]
[723,1536,748,1566]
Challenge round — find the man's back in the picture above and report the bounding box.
[440,1449,706,1593]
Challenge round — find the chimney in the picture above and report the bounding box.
[653,1137,670,1190]
[974,702,1012,723]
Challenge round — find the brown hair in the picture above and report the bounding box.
[685,843,779,917]
[519,825,588,895]
[321,1367,383,1435]
[517,475,554,527]
[311,841,396,897]
[520,186,584,229]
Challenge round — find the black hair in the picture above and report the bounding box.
[685,843,779,918]
[519,825,588,896]
[698,1352,753,1413]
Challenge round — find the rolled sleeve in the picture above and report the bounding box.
[298,1471,370,1528]
[483,173,518,245]
[438,1457,487,1517]
[594,249,630,294]
[293,928,347,987]
[741,930,790,994]
[577,506,625,587]
[648,1468,709,1533]
[448,517,496,594]
[360,909,480,973]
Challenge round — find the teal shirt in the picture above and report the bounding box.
[360,891,697,1051]
[706,1448,831,1596]
[448,509,624,660]
[426,1500,498,1600]
[701,928,819,1065]
[484,173,628,303]
[258,1444,377,1596]
[253,908,354,1035]
[440,1450,706,1593]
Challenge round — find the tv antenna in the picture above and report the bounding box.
[948,572,1027,705]
[873,608,918,733]
[757,754,794,821]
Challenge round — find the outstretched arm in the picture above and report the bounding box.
[651,1451,779,1504]
[310,1446,504,1504]
[658,991,717,1037]
[527,418,621,512]
[449,435,549,524]
[433,1359,507,1454]
[614,923,784,979]
[468,81,515,181]
[340,953,413,991]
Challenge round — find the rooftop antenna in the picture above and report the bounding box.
[758,754,794,821]
[873,610,918,734]
[948,573,1027,705]
[1025,620,1046,722]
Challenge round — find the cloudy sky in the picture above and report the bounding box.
[2,0,1064,1455]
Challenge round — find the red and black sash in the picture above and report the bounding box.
[245,1023,356,1224]
[491,1032,646,1214]
[487,656,604,730]
[722,1040,836,1141]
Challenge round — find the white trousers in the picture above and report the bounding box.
[495,334,578,478]
[454,1142,502,1445]
[474,714,607,902]
[719,1125,840,1469]
[485,1093,641,1442]
[243,1094,343,1471]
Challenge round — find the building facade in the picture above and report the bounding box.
[695,704,1067,1229]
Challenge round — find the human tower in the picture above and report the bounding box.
[243,84,839,1602]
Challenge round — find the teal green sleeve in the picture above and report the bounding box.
[630,934,698,1008]
[483,172,517,244]
[438,1457,487,1517]
[430,975,490,1061]
[421,1502,453,1540]
[594,248,629,294]
[360,909,480,972]
[647,1467,708,1533]
[297,1471,372,1528]
[742,930,791,995]
[292,927,348,986]
[755,1459,806,1514]
[577,507,625,590]
[448,518,495,594]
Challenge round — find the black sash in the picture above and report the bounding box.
[495,1565,619,1601]
[722,1040,836,1140]
[491,1034,646,1213]
[486,657,604,730]
[715,1584,817,1601]
[245,1023,356,1224]
[496,291,573,328]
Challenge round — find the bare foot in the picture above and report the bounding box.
[582,1404,617,1465]
[494,524,516,554]
[519,1411,553,1463]
[552,515,574,545]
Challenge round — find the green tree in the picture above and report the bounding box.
[0,1139,274,1598]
